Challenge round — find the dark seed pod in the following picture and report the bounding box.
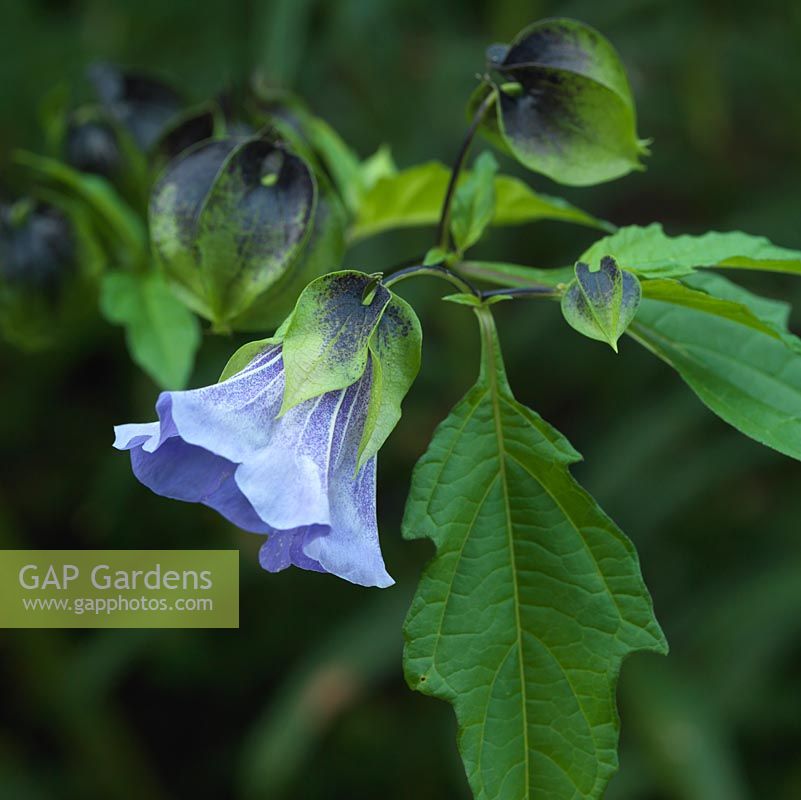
[155,109,217,165]
[87,62,183,152]
[150,136,331,327]
[64,118,122,178]
[471,18,648,186]
[0,200,75,292]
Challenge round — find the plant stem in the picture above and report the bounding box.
[482,286,559,300]
[383,263,478,295]
[435,89,497,251]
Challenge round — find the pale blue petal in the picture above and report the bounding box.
[113,345,393,588]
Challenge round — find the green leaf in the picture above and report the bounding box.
[451,151,498,253]
[359,144,397,192]
[356,294,422,468]
[404,307,666,800]
[459,260,573,288]
[475,19,648,185]
[561,257,641,351]
[442,293,512,307]
[492,178,615,233]
[349,161,609,242]
[640,277,783,339]
[581,223,801,279]
[423,247,448,266]
[348,162,448,241]
[442,293,484,307]
[628,272,801,460]
[681,271,794,330]
[280,271,390,413]
[100,271,201,389]
[296,110,364,215]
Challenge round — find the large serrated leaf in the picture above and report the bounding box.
[403,308,666,800]
[349,161,609,242]
[628,272,801,461]
[580,223,801,279]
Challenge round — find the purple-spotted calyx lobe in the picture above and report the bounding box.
[561,255,641,351]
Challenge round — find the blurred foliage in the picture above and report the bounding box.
[1,0,800,798]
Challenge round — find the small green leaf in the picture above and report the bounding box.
[348,162,451,241]
[581,223,801,279]
[442,293,483,307]
[442,293,511,307]
[474,18,647,185]
[451,151,498,253]
[280,271,390,413]
[356,294,422,468]
[100,271,200,389]
[349,161,610,242]
[628,272,801,461]
[359,144,397,192]
[561,257,641,351]
[423,246,448,266]
[404,307,666,800]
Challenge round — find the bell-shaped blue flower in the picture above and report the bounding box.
[114,344,392,587]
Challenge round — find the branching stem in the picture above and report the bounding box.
[383,263,478,295]
[482,286,559,300]
[435,89,497,251]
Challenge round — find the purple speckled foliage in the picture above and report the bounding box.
[113,345,392,588]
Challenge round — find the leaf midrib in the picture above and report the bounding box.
[480,312,531,798]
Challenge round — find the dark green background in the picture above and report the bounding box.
[2,1,800,798]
